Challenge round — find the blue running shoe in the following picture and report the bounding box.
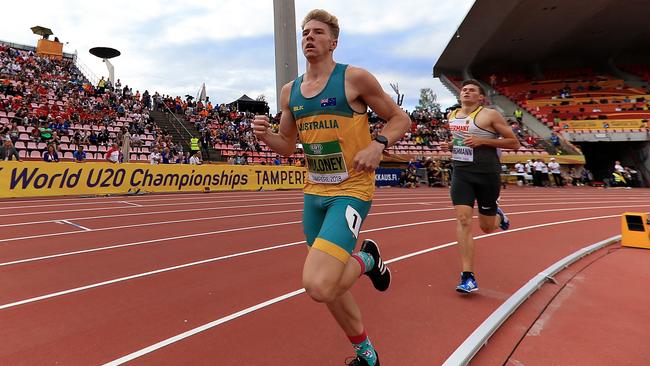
[496,207,510,230]
[456,275,479,293]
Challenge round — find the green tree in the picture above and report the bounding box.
[416,88,441,114]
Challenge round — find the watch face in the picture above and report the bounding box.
[375,135,388,147]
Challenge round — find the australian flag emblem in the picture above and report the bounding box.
[320,97,336,107]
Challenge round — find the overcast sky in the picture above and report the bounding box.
[3,1,474,113]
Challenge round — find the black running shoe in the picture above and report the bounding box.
[360,239,391,292]
[346,351,380,366]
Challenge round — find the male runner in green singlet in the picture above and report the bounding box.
[252,9,410,365]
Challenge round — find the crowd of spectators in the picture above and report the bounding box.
[0,45,203,164]
[1,43,545,167]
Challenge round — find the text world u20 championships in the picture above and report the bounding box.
[5,167,306,190]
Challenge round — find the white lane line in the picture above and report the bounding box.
[101,213,620,365]
[0,194,447,218]
[120,201,142,207]
[0,219,302,268]
[0,191,304,209]
[0,190,305,206]
[60,220,92,232]
[3,190,646,219]
[0,196,304,217]
[0,201,305,228]
[0,241,308,311]
[0,201,644,244]
[102,288,307,366]
[2,189,647,210]
[0,217,460,310]
[0,215,456,268]
[0,211,619,311]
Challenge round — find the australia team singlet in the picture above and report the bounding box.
[289,63,374,201]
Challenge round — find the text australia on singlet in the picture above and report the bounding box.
[299,118,349,184]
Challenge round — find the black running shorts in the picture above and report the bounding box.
[450,169,500,216]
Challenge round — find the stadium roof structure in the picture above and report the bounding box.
[433,0,650,77]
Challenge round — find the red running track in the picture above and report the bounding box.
[0,187,648,365]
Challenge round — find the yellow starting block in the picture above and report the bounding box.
[621,212,650,249]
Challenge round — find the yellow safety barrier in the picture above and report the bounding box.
[0,161,307,198]
[621,212,650,249]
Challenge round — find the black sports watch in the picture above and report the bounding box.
[373,135,389,150]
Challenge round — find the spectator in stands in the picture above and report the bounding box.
[550,132,561,148]
[161,147,172,164]
[73,145,87,163]
[548,158,563,187]
[79,130,90,145]
[190,136,200,157]
[525,134,537,146]
[581,168,593,186]
[149,147,161,165]
[532,159,544,187]
[173,151,184,164]
[273,155,282,165]
[97,77,106,94]
[200,129,211,157]
[106,143,121,164]
[541,159,550,187]
[524,159,533,184]
[569,167,581,186]
[189,150,202,165]
[0,137,21,161]
[514,108,523,123]
[2,123,19,144]
[131,133,142,147]
[43,144,59,162]
[30,126,40,143]
[514,161,525,186]
[97,129,109,146]
[88,130,99,146]
[614,160,625,174]
[39,122,53,143]
[625,167,639,187]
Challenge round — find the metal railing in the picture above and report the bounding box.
[159,103,194,148]
[74,56,100,86]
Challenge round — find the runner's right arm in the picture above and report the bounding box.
[252,82,298,157]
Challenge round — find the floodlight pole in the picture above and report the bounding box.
[103,58,115,84]
[273,0,298,114]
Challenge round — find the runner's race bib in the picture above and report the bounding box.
[303,140,349,184]
[452,138,473,162]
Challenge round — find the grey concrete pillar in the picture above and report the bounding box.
[273,0,298,113]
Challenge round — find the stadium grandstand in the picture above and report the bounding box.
[434,0,650,187]
[0,31,548,178]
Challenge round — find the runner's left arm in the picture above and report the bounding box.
[464,109,520,149]
[349,68,410,172]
